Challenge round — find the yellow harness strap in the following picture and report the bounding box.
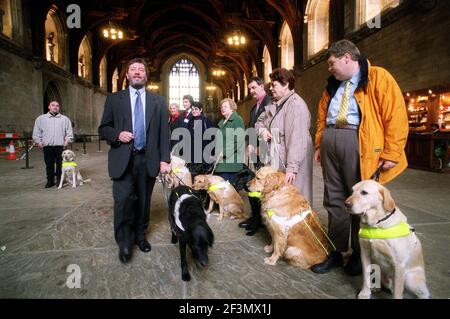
[172,168,181,173]
[247,191,262,198]
[359,221,411,239]
[208,181,229,191]
[62,161,77,168]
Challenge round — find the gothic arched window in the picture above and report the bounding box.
[0,0,12,38]
[99,56,107,89]
[112,68,118,93]
[280,21,294,70]
[263,46,272,84]
[44,6,66,66]
[306,0,330,58]
[169,59,199,107]
[78,35,92,81]
[356,0,400,27]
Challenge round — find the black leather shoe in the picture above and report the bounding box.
[136,239,152,253]
[45,181,55,188]
[311,251,343,274]
[119,247,131,263]
[246,227,259,236]
[238,218,252,229]
[344,254,362,276]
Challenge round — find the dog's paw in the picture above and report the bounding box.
[264,245,273,253]
[264,256,278,265]
[57,186,62,190]
[182,272,191,282]
[357,289,372,299]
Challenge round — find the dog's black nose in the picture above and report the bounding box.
[344,201,352,209]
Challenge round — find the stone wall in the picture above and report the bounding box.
[0,46,107,136]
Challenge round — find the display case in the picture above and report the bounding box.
[407,94,432,132]
[438,94,450,131]
[405,89,450,172]
[406,90,450,133]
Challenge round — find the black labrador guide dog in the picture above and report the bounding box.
[168,185,214,281]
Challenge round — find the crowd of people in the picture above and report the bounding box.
[33,40,410,276]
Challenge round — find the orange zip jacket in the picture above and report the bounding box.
[315,59,409,184]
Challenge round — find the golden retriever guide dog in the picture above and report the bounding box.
[345,180,430,299]
[248,167,329,268]
[192,174,245,221]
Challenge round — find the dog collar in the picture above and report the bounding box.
[359,221,411,239]
[62,161,77,167]
[247,191,262,198]
[375,208,396,225]
[208,181,230,191]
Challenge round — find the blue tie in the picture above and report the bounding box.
[133,90,145,150]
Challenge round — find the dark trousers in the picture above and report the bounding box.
[112,153,156,250]
[43,146,63,182]
[216,172,239,185]
[320,127,361,255]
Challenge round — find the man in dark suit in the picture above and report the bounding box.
[99,58,170,263]
[240,76,272,235]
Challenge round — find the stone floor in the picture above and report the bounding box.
[0,141,449,299]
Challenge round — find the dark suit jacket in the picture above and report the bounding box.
[248,95,272,128]
[247,95,272,146]
[98,88,170,179]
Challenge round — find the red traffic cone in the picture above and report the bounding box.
[6,140,17,160]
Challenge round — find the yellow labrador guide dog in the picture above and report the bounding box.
[345,180,430,299]
[57,149,90,189]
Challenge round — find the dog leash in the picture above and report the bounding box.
[371,166,382,182]
[161,174,172,211]
[304,213,337,255]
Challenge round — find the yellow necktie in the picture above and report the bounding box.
[336,81,351,125]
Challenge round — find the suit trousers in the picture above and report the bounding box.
[320,127,361,254]
[43,146,63,182]
[112,153,156,250]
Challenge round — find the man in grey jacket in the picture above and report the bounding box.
[32,101,73,188]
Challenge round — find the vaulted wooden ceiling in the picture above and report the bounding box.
[34,0,305,94]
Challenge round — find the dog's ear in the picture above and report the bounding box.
[263,172,285,193]
[379,185,395,212]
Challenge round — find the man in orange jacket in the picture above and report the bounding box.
[311,40,409,275]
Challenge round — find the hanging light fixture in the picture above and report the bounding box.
[212,68,226,77]
[206,85,216,91]
[102,22,124,40]
[227,30,246,46]
[147,83,159,90]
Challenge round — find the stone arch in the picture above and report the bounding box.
[43,80,63,114]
